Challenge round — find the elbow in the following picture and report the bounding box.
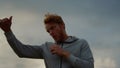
[15,53,25,58]
[14,51,26,58]
[90,62,94,68]
[17,54,24,58]
[81,61,94,68]
[88,61,94,68]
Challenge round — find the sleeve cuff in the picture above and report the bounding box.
[67,54,78,65]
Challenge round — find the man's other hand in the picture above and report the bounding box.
[50,44,70,58]
[0,16,12,32]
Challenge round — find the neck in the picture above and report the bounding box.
[57,33,69,43]
[63,33,69,41]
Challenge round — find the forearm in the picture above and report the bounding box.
[67,54,94,68]
[5,31,23,57]
[4,31,43,58]
[61,50,94,68]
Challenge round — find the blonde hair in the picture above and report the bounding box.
[44,13,64,24]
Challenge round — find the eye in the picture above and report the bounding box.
[47,30,49,33]
[46,27,54,33]
[46,25,57,33]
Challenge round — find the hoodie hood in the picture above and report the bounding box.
[62,36,79,44]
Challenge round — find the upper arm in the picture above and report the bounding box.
[80,39,94,62]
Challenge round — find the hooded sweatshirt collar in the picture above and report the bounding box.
[58,36,78,44]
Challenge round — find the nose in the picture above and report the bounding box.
[49,30,54,36]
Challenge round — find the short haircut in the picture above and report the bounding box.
[44,13,64,25]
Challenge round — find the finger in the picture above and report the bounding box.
[50,46,57,51]
[50,47,57,52]
[2,18,9,22]
[0,19,2,23]
[51,50,57,55]
[53,45,59,48]
[50,47,56,52]
[9,16,13,21]
[50,45,56,49]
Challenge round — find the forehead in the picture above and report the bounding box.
[45,23,58,29]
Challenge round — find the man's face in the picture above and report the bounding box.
[45,23,64,42]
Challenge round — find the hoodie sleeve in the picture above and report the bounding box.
[67,39,94,68]
[4,31,44,59]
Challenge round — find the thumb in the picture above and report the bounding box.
[9,16,13,22]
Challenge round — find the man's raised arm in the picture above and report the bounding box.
[0,16,44,59]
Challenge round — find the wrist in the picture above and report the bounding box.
[62,51,70,58]
[4,29,11,33]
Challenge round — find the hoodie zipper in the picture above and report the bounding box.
[60,43,63,68]
[59,37,78,68]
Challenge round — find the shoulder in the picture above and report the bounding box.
[73,36,89,46]
[44,41,54,46]
[72,36,88,43]
[79,39,88,43]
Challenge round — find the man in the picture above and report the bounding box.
[0,14,94,68]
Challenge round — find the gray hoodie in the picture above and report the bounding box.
[5,31,94,68]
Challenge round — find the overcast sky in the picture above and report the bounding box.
[0,0,120,68]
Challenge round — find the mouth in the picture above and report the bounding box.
[52,35,56,39]
[52,35,58,40]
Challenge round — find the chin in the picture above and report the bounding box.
[53,38,61,43]
[53,38,58,42]
[54,40,59,42]
[54,39,60,43]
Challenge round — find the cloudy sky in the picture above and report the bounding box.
[0,0,120,68]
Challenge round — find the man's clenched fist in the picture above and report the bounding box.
[0,16,12,32]
[50,44,70,58]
